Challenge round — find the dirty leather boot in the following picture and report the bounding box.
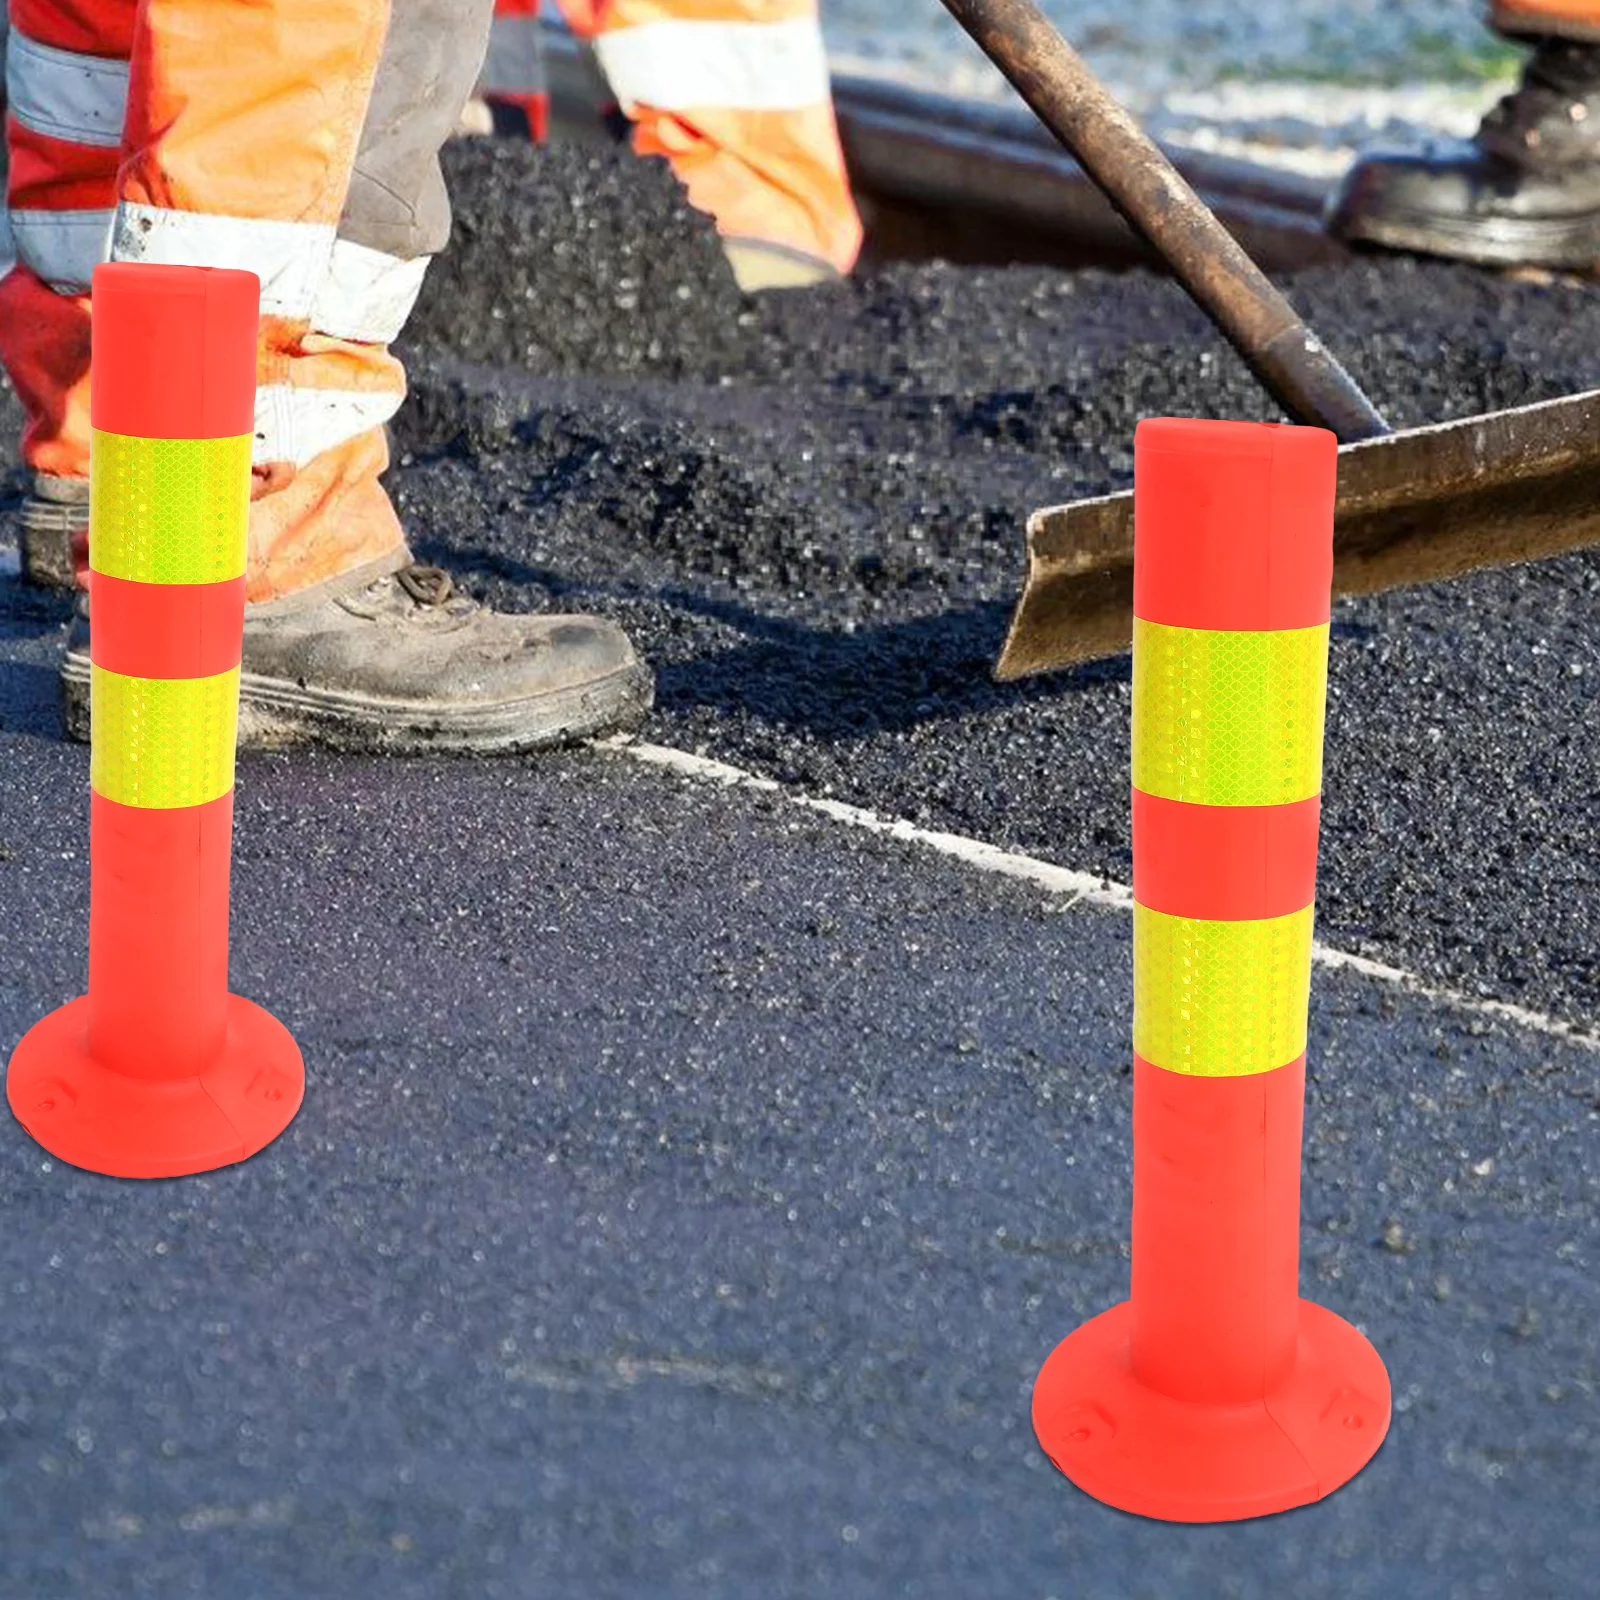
[61,559,653,754]
[20,475,89,591]
[1326,39,1600,267]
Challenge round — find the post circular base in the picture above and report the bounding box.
[6,994,304,1179]
[1033,1298,1390,1522]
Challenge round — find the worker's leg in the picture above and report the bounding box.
[0,0,139,585]
[109,0,409,601]
[1,0,400,592]
[478,0,550,137]
[561,0,862,287]
[1327,6,1600,266]
[41,0,650,748]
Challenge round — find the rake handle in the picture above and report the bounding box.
[936,0,1391,442]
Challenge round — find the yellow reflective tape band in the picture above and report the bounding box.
[90,665,239,810]
[90,430,251,586]
[1134,902,1313,1077]
[1132,618,1329,807]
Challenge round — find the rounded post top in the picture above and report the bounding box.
[91,264,259,441]
[1133,418,1336,632]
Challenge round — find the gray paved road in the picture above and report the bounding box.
[396,145,1600,1034]
[1,579,1595,1599]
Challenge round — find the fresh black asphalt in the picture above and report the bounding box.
[395,141,1600,1030]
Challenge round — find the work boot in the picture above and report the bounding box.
[60,558,653,754]
[20,474,89,591]
[1326,39,1600,268]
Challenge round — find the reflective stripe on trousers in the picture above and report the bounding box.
[0,0,497,601]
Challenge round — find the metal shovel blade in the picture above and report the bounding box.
[996,387,1600,680]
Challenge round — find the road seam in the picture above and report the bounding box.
[608,737,1600,1054]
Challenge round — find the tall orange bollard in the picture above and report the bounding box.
[1032,418,1390,1521]
[6,264,304,1179]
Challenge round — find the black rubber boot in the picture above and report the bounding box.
[1326,39,1600,268]
[61,559,654,754]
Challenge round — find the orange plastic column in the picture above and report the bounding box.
[6,265,305,1180]
[1030,419,1391,1522]
[84,270,252,1080]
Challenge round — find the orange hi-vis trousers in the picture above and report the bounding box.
[1,0,493,601]
[491,0,862,275]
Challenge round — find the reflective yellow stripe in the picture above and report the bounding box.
[1134,903,1313,1077]
[90,665,239,809]
[89,430,250,586]
[1132,619,1328,807]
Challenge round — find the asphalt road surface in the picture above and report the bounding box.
[1,571,1597,1598]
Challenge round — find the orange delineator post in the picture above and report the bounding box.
[6,263,304,1180]
[1031,417,1391,1522]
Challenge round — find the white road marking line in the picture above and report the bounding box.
[608,738,1600,1054]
